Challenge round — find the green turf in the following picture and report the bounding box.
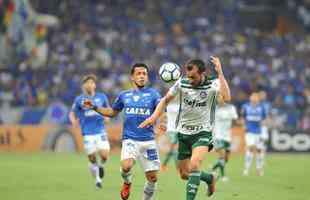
[0,152,309,200]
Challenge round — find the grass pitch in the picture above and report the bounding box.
[0,152,309,200]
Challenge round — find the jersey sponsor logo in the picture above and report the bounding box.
[181,124,203,131]
[125,107,151,115]
[85,110,100,116]
[94,98,100,103]
[143,93,151,97]
[125,93,133,96]
[200,91,207,98]
[246,115,263,122]
[183,98,207,108]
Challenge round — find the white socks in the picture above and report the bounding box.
[256,152,264,171]
[244,150,253,172]
[121,171,132,184]
[143,181,156,200]
[89,162,102,183]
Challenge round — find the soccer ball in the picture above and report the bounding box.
[159,62,181,83]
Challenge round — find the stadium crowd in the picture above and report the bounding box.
[0,0,309,131]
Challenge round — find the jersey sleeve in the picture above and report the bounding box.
[240,104,246,118]
[153,90,162,107]
[101,93,110,108]
[231,105,238,119]
[211,78,220,92]
[112,93,124,111]
[168,80,181,97]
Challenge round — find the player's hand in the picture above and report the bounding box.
[210,56,223,75]
[83,99,94,109]
[139,116,156,128]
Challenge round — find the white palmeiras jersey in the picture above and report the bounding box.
[168,76,220,135]
[213,104,238,142]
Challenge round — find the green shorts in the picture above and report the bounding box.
[167,131,178,144]
[177,131,213,160]
[214,139,231,152]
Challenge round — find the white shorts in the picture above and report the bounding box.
[83,133,110,155]
[121,139,160,172]
[245,133,264,150]
[261,126,269,141]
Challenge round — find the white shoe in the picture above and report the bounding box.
[243,169,249,176]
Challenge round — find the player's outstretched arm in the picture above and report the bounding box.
[211,56,231,102]
[139,93,175,128]
[69,111,79,127]
[83,99,119,117]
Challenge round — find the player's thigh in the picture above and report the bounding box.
[121,158,135,172]
[190,146,209,170]
[145,170,158,182]
[138,140,160,172]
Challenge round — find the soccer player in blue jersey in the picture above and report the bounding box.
[69,74,110,189]
[241,92,267,176]
[83,63,161,200]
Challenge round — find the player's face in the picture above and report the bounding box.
[131,67,148,88]
[250,93,260,105]
[185,64,202,86]
[82,79,96,95]
[259,91,266,101]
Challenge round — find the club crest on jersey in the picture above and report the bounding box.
[200,91,207,98]
[133,96,140,102]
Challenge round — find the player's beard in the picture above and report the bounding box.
[133,79,146,89]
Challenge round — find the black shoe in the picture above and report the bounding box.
[99,166,105,179]
[96,182,102,189]
[207,174,216,197]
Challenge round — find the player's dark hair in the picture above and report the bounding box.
[82,74,97,84]
[186,59,206,73]
[130,63,149,75]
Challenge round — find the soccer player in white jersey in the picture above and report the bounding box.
[211,94,238,181]
[69,74,110,189]
[160,97,179,172]
[258,90,271,150]
[241,92,267,176]
[140,57,231,200]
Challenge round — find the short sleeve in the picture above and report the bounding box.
[112,93,124,111]
[168,80,181,97]
[231,105,238,119]
[211,78,220,91]
[153,90,162,106]
[101,93,110,107]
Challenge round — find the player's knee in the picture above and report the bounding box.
[100,154,108,163]
[180,171,189,180]
[147,175,158,183]
[88,154,97,163]
[179,168,189,180]
[189,159,201,171]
